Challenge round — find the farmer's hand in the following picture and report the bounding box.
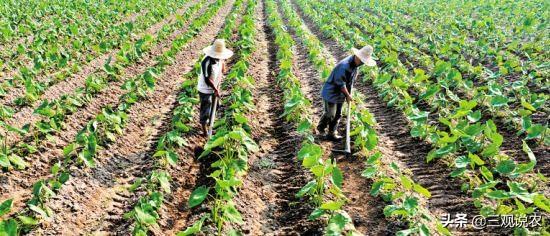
[346,95,353,103]
[214,89,220,97]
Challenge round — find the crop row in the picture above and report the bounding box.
[321,0,548,145]
[0,0,190,120]
[0,0,228,234]
[296,0,549,234]
[278,0,450,234]
[124,0,248,234]
[0,0,207,171]
[183,0,259,234]
[363,0,549,62]
[266,0,372,234]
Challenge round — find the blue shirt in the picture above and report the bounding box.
[321,55,358,103]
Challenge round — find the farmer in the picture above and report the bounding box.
[317,45,376,140]
[197,39,233,136]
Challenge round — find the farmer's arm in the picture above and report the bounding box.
[207,74,220,96]
[202,58,220,96]
[340,87,352,102]
[333,69,353,102]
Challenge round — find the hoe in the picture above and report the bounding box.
[207,96,219,138]
[332,83,353,158]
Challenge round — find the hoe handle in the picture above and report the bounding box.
[207,96,218,138]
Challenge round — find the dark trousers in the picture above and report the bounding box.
[317,100,343,133]
[199,92,215,125]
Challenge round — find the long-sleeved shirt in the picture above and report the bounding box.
[321,55,358,103]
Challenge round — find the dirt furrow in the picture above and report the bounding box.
[152,3,256,235]
[221,1,321,234]
[0,5,156,93]
[291,1,482,234]
[27,0,237,234]
[0,0,214,217]
[1,1,198,140]
[277,2,392,234]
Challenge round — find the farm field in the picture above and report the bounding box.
[0,0,548,235]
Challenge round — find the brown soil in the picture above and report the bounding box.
[1,1,198,142]
[26,0,237,234]
[291,0,493,234]
[0,0,213,218]
[0,6,158,103]
[276,2,393,234]
[229,0,322,234]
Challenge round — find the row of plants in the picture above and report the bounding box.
[303,0,546,160]
[351,0,549,112]
[278,0,448,234]
[266,0,364,234]
[124,0,248,234]
[0,0,190,113]
[0,0,229,234]
[0,0,208,171]
[0,0,144,44]
[184,0,259,234]
[361,0,548,63]
[0,0,177,70]
[323,0,548,145]
[341,0,541,84]
[296,0,549,234]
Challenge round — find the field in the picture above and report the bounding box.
[0,0,548,235]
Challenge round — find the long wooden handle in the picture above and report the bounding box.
[344,80,355,154]
[207,96,218,138]
[344,102,351,154]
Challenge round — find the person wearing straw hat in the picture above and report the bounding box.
[318,45,376,140]
[197,39,234,136]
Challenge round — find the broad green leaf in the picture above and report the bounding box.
[17,215,39,225]
[308,208,325,220]
[486,190,512,200]
[188,186,209,208]
[496,160,515,175]
[135,207,157,225]
[0,199,13,217]
[177,214,208,236]
[320,201,344,211]
[533,194,550,213]
[521,100,536,111]
[361,167,377,178]
[326,213,349,235]
[413,184,431,198]
[400,176,413,190]
[222,202,243,224]
[469,153,485,167]
[0,218,18,235]
[296,181,316,198]
[332,166,343,189]
[480,166,493,181]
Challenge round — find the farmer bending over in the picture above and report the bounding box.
[197,39,233,136]
[317,45,376,140]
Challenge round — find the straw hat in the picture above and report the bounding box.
[203,39,234,59]
[352,45,376,67]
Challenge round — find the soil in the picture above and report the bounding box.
[24,0,237,235]
[0,1,545,235]
[290,0,498,234]
[0,0,213,221]
[1,1,199,143]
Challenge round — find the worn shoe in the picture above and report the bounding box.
[327,131,343,141]
[316,125,326,135]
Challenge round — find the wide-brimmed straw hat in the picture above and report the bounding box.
[352,45,376,67]
[203,39,233,59]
